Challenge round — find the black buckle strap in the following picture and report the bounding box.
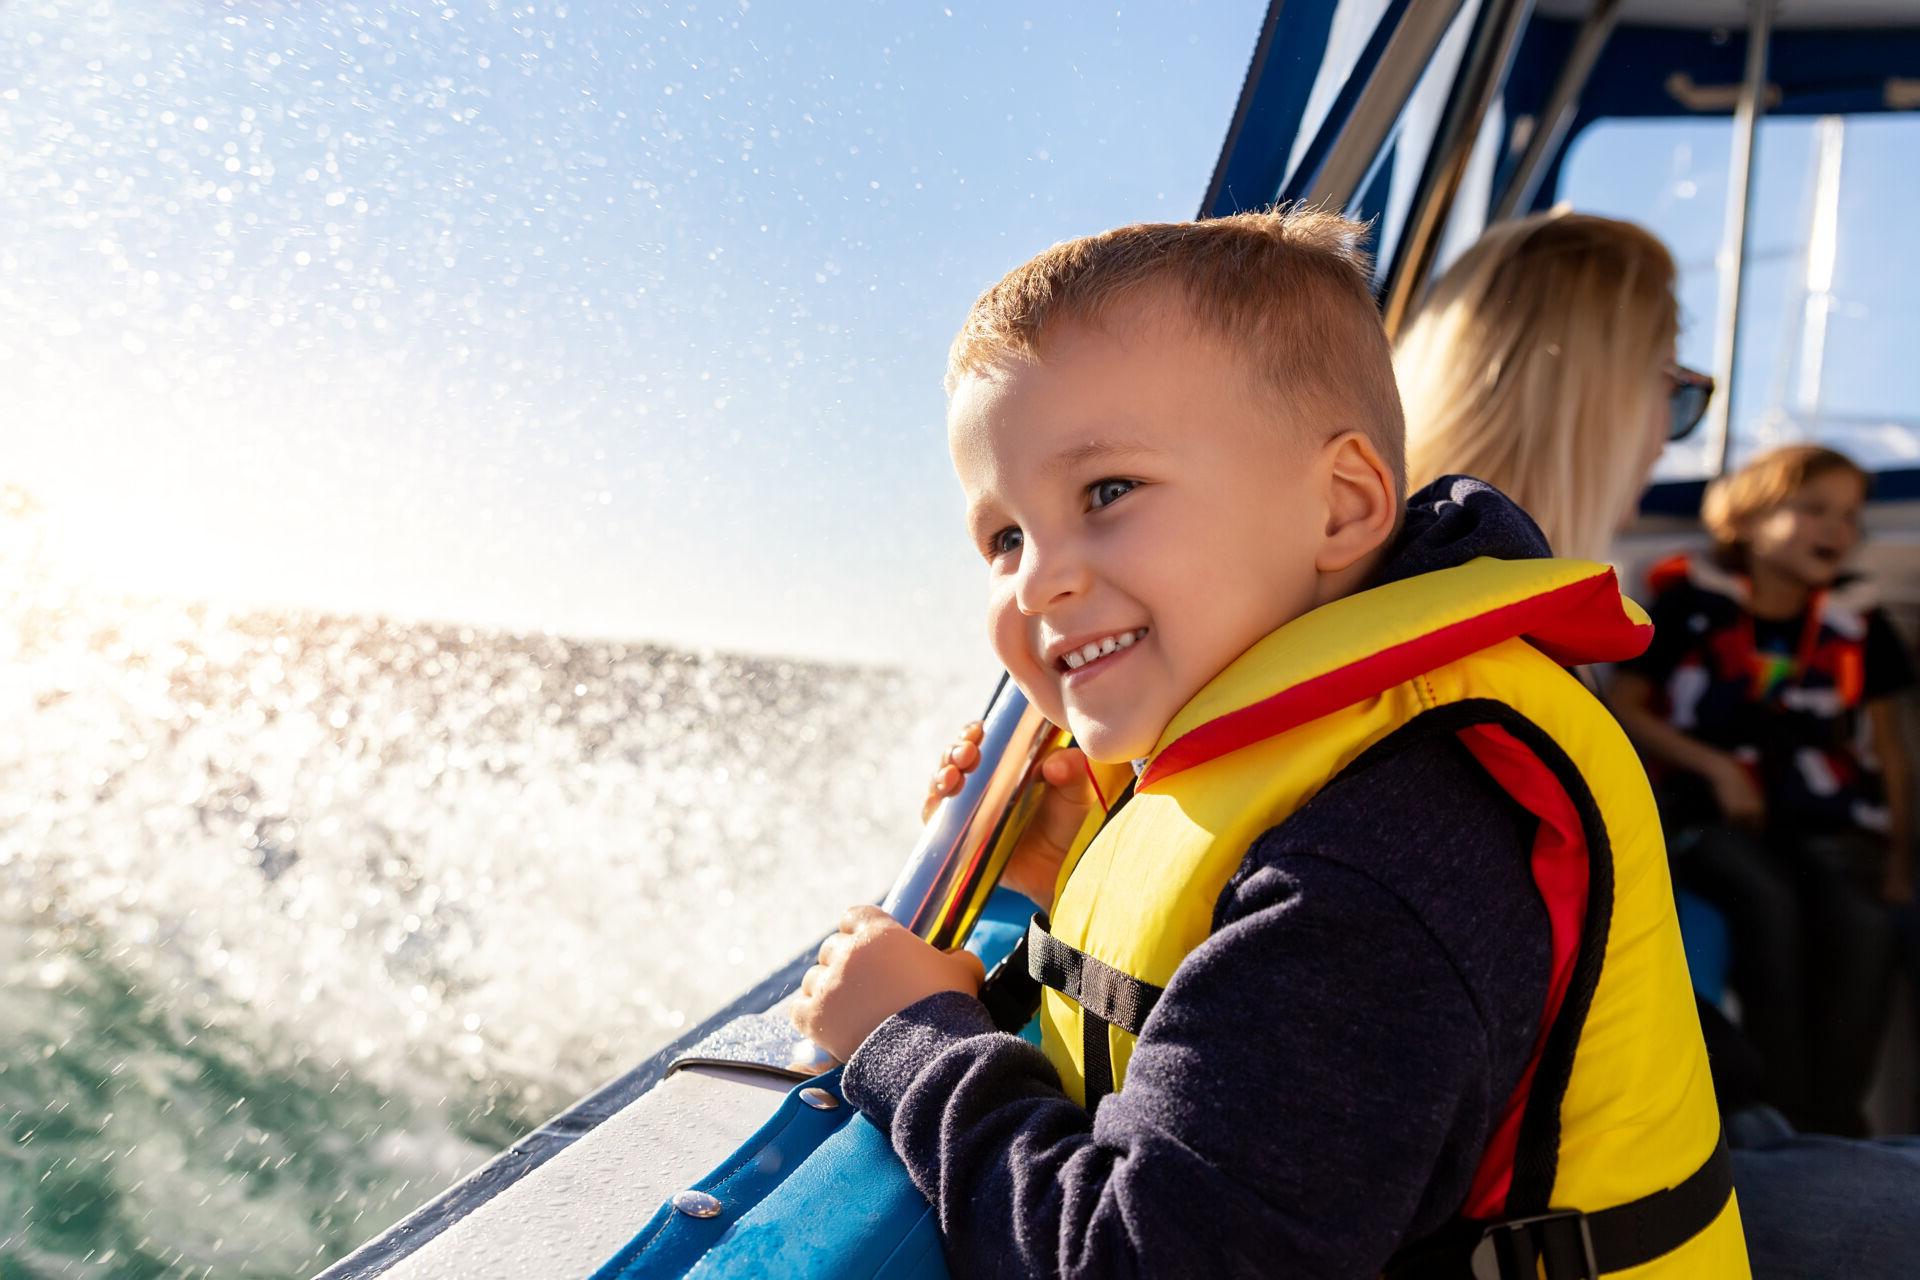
[1025,913,1167,1110]
[1024,913,1165,1036]
[979,931,1043,1033]
[1582,1132,1733,1273]
[1471,1210,1596,1280]
[1390,1134,1733,1279]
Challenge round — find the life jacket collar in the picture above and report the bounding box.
[1647,551,1878,636]
[1140,557,1651,791]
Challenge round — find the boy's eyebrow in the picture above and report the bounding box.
[1039,438,1162,478]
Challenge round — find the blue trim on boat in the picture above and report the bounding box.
[588,890,1039,1278]
[1275,0,1415,208]
[313,946,816,1280]
[1205,7,1920,227]
[590,1070,860,1279]
[1202,0,1338,217]
[589,1069,948,1280]
[316,887,1043,1278]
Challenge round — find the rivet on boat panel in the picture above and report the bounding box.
[672,1190,723,1219]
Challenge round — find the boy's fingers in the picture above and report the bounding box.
[838,903,890,933]
[923,764,963,822]
[789,997,827,1048]
[929,723,985,771]
[948,739,980,771]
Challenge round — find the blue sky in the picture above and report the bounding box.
[4,2,1916,669]
[0,0,1263,673]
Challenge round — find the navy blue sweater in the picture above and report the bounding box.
[844,479,1556,1278]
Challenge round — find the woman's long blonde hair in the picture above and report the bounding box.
[1396,211,1679,561]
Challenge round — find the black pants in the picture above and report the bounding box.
[1893,900,1920,1125]
[1673,825,1896,1136]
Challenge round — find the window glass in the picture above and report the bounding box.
[0,3,1263,1272]
[1371,0,1482,276]
[1560,112,1920,479]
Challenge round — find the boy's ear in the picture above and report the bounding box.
[1315,431,1398,575]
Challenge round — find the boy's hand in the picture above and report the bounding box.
[1706,756,1766,829]
[790,905,986,1063]
[923,721,1102,910]
[922,721,988,822]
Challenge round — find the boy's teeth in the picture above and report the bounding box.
[1061,629,1146,672]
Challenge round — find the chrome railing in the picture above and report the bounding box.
[880,675,1064,950]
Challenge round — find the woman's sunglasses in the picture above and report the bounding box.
[1666,363,1715,442]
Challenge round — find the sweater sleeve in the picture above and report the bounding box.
[842,734,1550,1279]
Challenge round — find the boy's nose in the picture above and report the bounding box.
[1013,540,1091,616]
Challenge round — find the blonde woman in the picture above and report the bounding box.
[1397,210,1711,561]
[1396,211,1920,1275]
[1399,210,1904,1135]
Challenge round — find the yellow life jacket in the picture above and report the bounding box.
[1030,556,1748,1278]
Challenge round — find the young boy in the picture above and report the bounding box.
[791,210,1747,1277]
[1610,444,1913,1136]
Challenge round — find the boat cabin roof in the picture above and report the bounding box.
[1206,0,1920,514]
[1537,0,1920,29]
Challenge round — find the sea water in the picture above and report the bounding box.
[0,566,972,1277]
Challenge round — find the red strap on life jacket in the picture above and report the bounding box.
[1453,722,1593,1218]
[1141,570,1649,792]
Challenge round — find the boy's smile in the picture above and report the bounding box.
[947,306,1382,764]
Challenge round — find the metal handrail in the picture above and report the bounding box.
[1285,0,1468,212]
[1704,0,1778,477]
[1491,0,1621,221]
[1380,0,1538,339]
[879,677,1062,951]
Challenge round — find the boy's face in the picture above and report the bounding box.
[948,309,1343,764]
[1745,467,1866,589]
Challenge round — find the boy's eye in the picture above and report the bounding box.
[988,526,1023,559]
[1089,478,1137,510]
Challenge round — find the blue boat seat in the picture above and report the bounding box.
[591,888,1041,1279]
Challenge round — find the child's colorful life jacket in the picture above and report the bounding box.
[1643,553,1886,834]
[1030,556,1748,1279]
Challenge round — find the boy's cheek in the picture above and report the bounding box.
[988,624,1066,722]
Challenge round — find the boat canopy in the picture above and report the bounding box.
[1204,0,1920,502]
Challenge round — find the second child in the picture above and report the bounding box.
[1610,444,1913,1136]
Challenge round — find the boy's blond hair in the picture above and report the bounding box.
[1702,443,1869,569]
[1397,211,1677,561]
[946,207,1406,489]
